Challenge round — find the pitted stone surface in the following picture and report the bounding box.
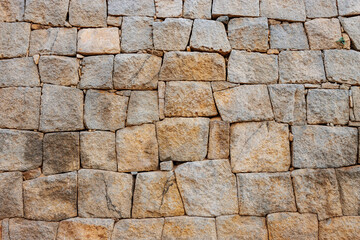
[304,0,338,18]
[0,172,23,219]
[341,16,360,50]
[319,216,360,239]
[24,0,69,26]
[0,58,39,87]
[0,22,30,58]
[305,18,342,50]
[270,23,309,50]
[112,218,164,240]
[69,0,107,27]
[121,17,154,53]
[126,91,159,126]
[338,0,360,16]
[8,218,58,240]
[155,0,182,18]
[212,0,259,17]
[0,0,24,22]
[183,0,212,19]
[260,0,306,21]
[108,0,155,16]
[207,120,230,159]
[80,55,114,89]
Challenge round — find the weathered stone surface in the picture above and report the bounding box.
[160,161,173,171]
[269,84,306,125]
[214,85,274,123]
[183,0,212,19]
[228,51,278,84]
[212,0,259,17]
[78,28,120,55]
[23,168,41,181]
[78,169,132,218]
[292,169,342,220]
[270,23,309,50]
[84,90,128,131]
[304,0,337,18]
[351,86,360,121]
[80,131,117,171]
[39,56,79,86]
[211,81,239,92]
[237,172,296,216]
[305,18,342,50]
[29,28,77,56]
[267,213,318,240]
[162,217,217,240]
[132,171,184,218]
[319,216,360,239]
[260,0,306,21]
[153,18,193,51]
[108,0,155,16]
[156,118,209,161]
[231,122,290,173]
[0,172,23,219]
[338,0,360,16]
[107,16,122,26]
[112,218,164,240]
[0,0,24,22]
[121,17,153,53]
[69,0,107,27]
[1,218,9,240]
[127,91,159,126]
[43,132,80,175]
[0,87,41,129]
[208,120,230,159]
[8,218,58,240]
[24,0,69,26]
[279,51,326,84]
[80,55,114,89]
[216,215,268,240]
[228,17,268,52]
[292,125,357,168]
[0,129,43,171]
[24,172,77,221]
[0,22,30,58]
[324,50,360,85]
[341,16,360,50]
[307,89,349,125]
[336,166,360,215]
[40,84,84,132]
[155,0,182,18]
[116,124,158,172]
[0,58,39,87]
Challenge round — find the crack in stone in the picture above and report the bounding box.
[101,173,122,218]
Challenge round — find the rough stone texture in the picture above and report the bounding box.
[39,56,79,86]
[0,58,39,87]
[0,129,43,171]
[304,0,338,18]
[69,0,107,27]
[43,132,80,175]
[40,84,84,132]
[23,168,41,181]
[80,131,117,171]
[212,0,259,17]
[216,215,268,240]
[165,81,217,117]
[269,85,306,125]
[155,0,182,18]
[113,54,162,90]
[78,169,133,218]
[29,28,77,56]
[24,0,69,26]
[80,55,114,89]
[237,172,296,216]
[207,120,230,159]
[24,172,77,221]
[0,22,30,58]
[338,0,360,16]
[156,118,209,162]
[160,161,173,171]
[127,91,159,126]
[183,0,212,19]
[270,23,309,50]
[305,18,342,50]
[108,0,155,16]
[228,51,278,84]
[190,19,231,54]
[0,172,23,219]
[307,89,349,125]
[112,218,164,240]
[211,81,239,92]
[175,160,238,216]
[0,0,24,22]
[292,125,358,168]
[324,50,360,85]
[279,51,326,84]
[336,166,360,215]
[292,169,342,220]
[260,0,306,21]
[132,171,184,218]
[159,52,226,81]
[351,86,360,121]
[214,85,274,123]
[231,122,290,173]
[267,213,319,240]
[84,90,128,131]
[341,16,360,50]
[319,216,360,239]
[78,28,120,55]
[0,87,41,130]
[8,218,58,240]
[153,18,193,51]
[116,124,158,172]
[228,17,268,52]
[162,217,217,240]
[121,17,153,53]
[107,16,122,26]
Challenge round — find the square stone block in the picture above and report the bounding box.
[127,91,159,126]
[0,0,24,22]
[78,28,120,55]
[0,22,30,58]
[121,16,153,53]
[79,55,114,89]
[260,0,306,21]
[341,16,360,50]
[305,18,342,50]
[183,0,212,19]
[0,172,23,219]
[112,218,164,240]
[212,0,259,17]
[24,0,69,26]
[336,166,360,215]
[304,0,337,18]
[69,0,107,27]
[270,23,309,50]
[8,218,58,240]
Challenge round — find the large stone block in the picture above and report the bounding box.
[341,16,360,50]
[175,160,238,216]
[112,218,164,240]
[212,0,259,17]
[127,91,159,126]
[24,0,69,26]
[270,23,309,50]
[304,0,337,18]
[79,55,114,89]
[260,0,306,21]
[78,28,120,55]
[183,0,212,19]
[0,0,24,22]
[336,166,360,215]
[319,216,360,239]
[155,0,182,18]
[207,120,229,159]
[8,218,58,240]
[121,17,153,53]
[0,58,39,87]
[338,0,360,16]
[0,22,30,58]
[108,0,155,16]
[0,172,23,219]
[305,18,342,50]
[69,0,106,27]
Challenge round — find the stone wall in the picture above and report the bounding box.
[1,0,360,239]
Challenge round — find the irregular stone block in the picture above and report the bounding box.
[351,86,360,121]
[267,212,318,240]
[183,0,212,19]
[0,129,43,171]
[78,28,120,55]
[69,0,106,27]
[156,117,209,161]
[0,58,39,87]
[237,172,296,216]
[108,0,155,16]
[305,18,342,50]
[116,124,158,172]
[0,22,30,58]
[228,51,278,84]
[113,54,162,90]
[341,16,360,50]
[107,16,122,26]
[270,23,309,50]
[319,216,360,239]
[24,0,69,26]
[292,125,357,168]
[8,218,58,240]
[153,18,193,51]
[127,91,159,126]
[24,172,77,221]
[336,166,360,215]
[80,55,114,89]
[84,90,128,131]
[214,85,274,123]
[228,17,268,52]
[155,0,182,18]
[207,120,229,159]
[304,0,337,18]
[260,0,306,21]
[121,16,153,53]
[40,84,84,132]
[211,81,239,92]
[212,0,259,17]
[0,0,24,22]
[338,0,360,16]
[160,161,173,171]
[279,50,326,84]
[0,172,23,219]
[112,218,164,240]
[78,169,132,218]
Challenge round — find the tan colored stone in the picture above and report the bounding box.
[270,23,309,50]
[127,91,159,126]
[211,81,239,92]
[107,16,122,27]
[80,55,114,89]
[341,16,360,50]
[0,172,23,219]
[0,0,24,22]
[22,168,41,181]
[108,0,155,16]
[78,28,120,55]
[8,218,58,240]
[183,0,212,19]
[260,0,306,21]
[304,0,337,18]
[69,0,107,27]
[336,166,360,215]
[208,120,229,159]
[1,219,9,240]
[212,0,259,17]
[160,161,173,171]
[121,16,153,53]
[305,18,342,50]
[351,87,360,121]
[24,0,69,26]
[319,216,360,239]
[155,0,182,18]
[0,22,30,58]
[0,58,39,87]
[112,218,164,240]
